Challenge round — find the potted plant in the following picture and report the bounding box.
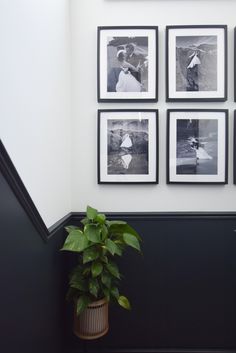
[61,206,141,340]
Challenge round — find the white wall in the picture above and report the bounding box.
[1,0,236,225]
[0,0,71,227]
[71,0,236,212]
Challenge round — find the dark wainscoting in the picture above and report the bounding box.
[66,213,236,353]
[1,140,236,353]
[0,171,68,353]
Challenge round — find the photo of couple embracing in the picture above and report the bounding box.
[107,37,148,93]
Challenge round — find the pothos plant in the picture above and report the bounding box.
[61,206,142,316]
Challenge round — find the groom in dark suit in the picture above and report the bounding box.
[126,43,145,83]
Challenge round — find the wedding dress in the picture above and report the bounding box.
[116,70,141,92]
[187,53,201,69]
[120,134,132,148]
[196,147,213,160]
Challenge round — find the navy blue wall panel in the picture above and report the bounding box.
[0,173,67,353]
[1,151,236,353]
[66,215,236,353]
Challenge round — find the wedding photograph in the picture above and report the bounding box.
[176,35,217,92]
[107,118,149,175]
[167,110,228,184]
[107,36,149,93]
[98,27,158,102]
[176,118,218,175]
[98,110,158,183]
[166,25,227,101]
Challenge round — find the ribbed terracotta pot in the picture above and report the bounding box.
[73,298,109,340]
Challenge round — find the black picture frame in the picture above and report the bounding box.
[234,111,236,184]
[167,109,228,184]
[98,109,158,184]
[166,25,227,102]
[97,26,158,102]
[234,28,236,102]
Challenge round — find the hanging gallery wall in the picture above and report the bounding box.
[95,24,236,187]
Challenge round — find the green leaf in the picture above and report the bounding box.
[81,217,89,226]
[83,247,99,264]
[113,241,124,254]
[118,295,131,310]
[106,262,120,279]
[84,224,101,243]
[110,224,142,241]
[105,239,122,256]
[91,261,103,277]
[114,243,122,256]
[95,213,106,224]
[70,278,87,292]
[82,267,91,276]
[100,255,108,264]
[101,225,108,241]
[61,229,88,252]
[69,267,87,291]
[102,287,110,301]
[123,233,141,251]
[89,278,99,298]
[111,286,119,300]
[65,225,77,233]
[106,220,127,227]
[70,280,87,291]
[101,272,112,288]
[86,206,98,220]
[124,224,142,241]
[76,295,90,316]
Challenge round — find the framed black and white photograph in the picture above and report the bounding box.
[167,110,228,184]
[98,110,158,184]
[234,111,236,184]
[234,28,236,102]
[97,26,158,102]
[166,25,227,102]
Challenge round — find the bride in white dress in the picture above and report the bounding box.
[189,137,212,160]
[120,133,132,148]
[187,51,201,69]
[120,133,133,169]
[115,50,142,92]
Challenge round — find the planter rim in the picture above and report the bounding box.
[87,297,108,308]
